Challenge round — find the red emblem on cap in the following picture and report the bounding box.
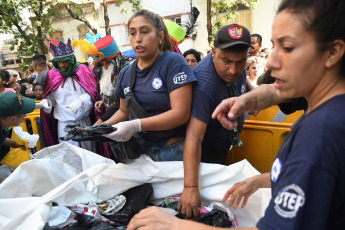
[228,25,243,39]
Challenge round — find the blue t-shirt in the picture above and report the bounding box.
[116,51,196,147]
[257,94,345,230]
[191,52,247,152]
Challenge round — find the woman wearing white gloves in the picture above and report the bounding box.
[104,9,196,161]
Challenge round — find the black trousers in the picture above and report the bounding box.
[201,145,227,165]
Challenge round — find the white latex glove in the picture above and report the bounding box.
[35,99,52,113]
[66,98,83,114]
[104,119,142,142]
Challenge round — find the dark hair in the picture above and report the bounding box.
[127,9,173,52]
[19,79,30,85]
[19,85,27,96]
[32,54,47,67]
[261,48,269,53]
[278,0,345,77]
[257,69,274,85]
[33,83,44,91]
[29,77,36,85]
[0,71,9,82]
[251,34,262,44]
[183,49,201,62]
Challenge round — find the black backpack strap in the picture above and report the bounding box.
[126,59,177,142]
[128,59,150,118]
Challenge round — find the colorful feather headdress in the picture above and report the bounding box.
[71,36,120,62]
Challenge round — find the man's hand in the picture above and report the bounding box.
[66,98,83,114]
[103,119,141,142]
[94,101,105,113]
[212,97,244,130]
[177,187,201,218]
[36,99,53,113]
[25,88,34,97]
[4,138,26,150]
[12,142,26,151]
[35,99,49,109]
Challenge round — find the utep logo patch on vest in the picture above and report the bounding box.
[274,184,305,218]
[228,25,243,39]
[173,72,187,85]
[271,158,282,183]
[152,77,163,89]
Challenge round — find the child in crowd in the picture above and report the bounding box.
[33,84,45,149]
[33,84,44,101]
[0,71,16,94]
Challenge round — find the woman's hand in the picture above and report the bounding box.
[103,119,141,142]
[222,173,270,209]
[127,206,180,230]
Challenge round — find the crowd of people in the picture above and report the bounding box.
[1,0,345,228]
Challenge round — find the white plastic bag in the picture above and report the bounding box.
[0,143,271,229]
[13,126,39,148]
[0,163,109,230]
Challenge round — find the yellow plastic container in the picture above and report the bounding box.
[15,109,42,151]
[226,105,304,173]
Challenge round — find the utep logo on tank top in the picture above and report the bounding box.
[152,77,163,89]
[274,184,305,218]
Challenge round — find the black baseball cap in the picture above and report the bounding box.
[0,92,35,117]
[214,24,253,50]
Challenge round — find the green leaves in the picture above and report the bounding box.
[0,0,55,71]
[208,0,259,46]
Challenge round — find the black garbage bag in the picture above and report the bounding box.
[60,124,145,163]
[175,209,232,228]
[108,136,145,163]
[60,124,117,142]
[43,214,126,230]
[104,183,153,225]
[196,209,232,228]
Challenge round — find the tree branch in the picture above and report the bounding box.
[207,0,212,43]
[103,0,111,35]
[63,3,98,35]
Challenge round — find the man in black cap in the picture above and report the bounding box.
[0,92,35,162]
[178,24,253,218]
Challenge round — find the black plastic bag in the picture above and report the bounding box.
[104,183,153,225]
[196,209,232,228]
[60,124,145,163]
[60,124,117,142]
[43,214,125,230]
[176,209,232,228]
[108,136,145,163]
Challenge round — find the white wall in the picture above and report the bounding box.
[191,0,283,54]
[251,0,282,50]
[190,0,209,55]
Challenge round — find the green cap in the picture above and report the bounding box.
[0,92,35,117]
